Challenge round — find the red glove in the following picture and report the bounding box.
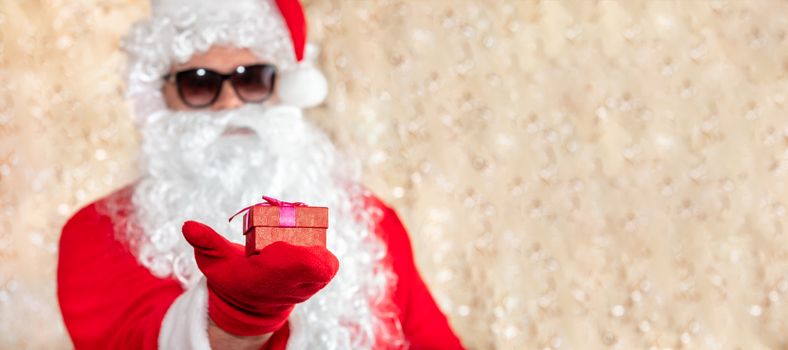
[182,220,339,336]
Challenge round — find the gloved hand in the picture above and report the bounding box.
[182,220,339,336]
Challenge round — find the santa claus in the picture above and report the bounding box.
[56,0,464,349]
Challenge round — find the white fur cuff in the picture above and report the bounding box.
[159,278,211,350]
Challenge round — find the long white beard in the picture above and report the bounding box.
[118,104,402,349]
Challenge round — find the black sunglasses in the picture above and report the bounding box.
[163,64,277,108]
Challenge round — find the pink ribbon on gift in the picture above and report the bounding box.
[229,196,307,231]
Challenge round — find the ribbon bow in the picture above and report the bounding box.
[229,196,307,229]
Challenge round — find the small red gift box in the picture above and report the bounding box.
[230,196,328,257]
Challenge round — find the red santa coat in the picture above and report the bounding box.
[57,187,464,349]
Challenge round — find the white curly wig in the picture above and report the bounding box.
[122,0,327,122]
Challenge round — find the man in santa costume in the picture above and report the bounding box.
[56,0,464,349]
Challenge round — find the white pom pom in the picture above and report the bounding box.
[277,66,328,108]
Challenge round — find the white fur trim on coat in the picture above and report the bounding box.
[159,278,211,350]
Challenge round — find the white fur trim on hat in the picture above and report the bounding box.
[153,0,264,17]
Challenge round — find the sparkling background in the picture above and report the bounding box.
[1,0,787,349]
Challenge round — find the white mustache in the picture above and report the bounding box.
[142,104,305,152]
[224,105,305,139]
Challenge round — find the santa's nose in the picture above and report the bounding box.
[211,80,244,111]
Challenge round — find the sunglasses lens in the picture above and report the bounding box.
[176,69,222,107]
[231,65,276,102]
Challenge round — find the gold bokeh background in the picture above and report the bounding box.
[1,0,787,349]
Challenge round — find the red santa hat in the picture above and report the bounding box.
[123,0,328,120]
